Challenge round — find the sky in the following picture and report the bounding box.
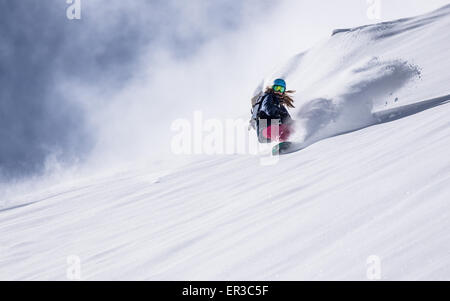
[0,0,449,182]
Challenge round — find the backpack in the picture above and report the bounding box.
[249,92,266,130]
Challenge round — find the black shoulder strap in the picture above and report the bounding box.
[249,93,267,130]
[252,93,267,111]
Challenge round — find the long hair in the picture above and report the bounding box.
[265,87,296,109]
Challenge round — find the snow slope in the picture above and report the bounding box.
[1,6,450,280]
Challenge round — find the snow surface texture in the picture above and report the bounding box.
[1,6,450,280]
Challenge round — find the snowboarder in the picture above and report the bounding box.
[249,79,295,143]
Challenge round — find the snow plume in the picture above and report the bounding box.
[0,0,275,183]
[293,57,421,145]
[263,4,450,148]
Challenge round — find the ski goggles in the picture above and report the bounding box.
[273,85,286,93]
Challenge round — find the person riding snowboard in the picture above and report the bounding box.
[250,79,295,143]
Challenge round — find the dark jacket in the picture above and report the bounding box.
[258,91,292,124]
[251,91,292,142]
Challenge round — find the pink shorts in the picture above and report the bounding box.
[262,124,292,142]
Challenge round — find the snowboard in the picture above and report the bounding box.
[272,141,305,156]
[272,142,294,156]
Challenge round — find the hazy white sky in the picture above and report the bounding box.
[373,0,450,19]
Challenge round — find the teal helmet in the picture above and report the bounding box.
[272,78,286,93]
[273,78,286,89]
